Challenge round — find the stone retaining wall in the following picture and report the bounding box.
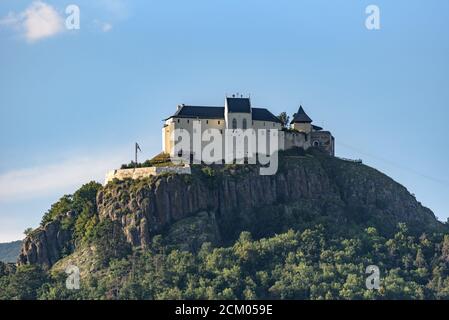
[105,165,191,184]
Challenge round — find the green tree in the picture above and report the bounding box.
[277,112,290,129]
[41,195,73,226]
[0,265,47,300]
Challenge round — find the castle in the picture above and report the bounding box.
[162,96,335,157]
[105,96,334,183]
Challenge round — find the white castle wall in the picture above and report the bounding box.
[105,165,191,185]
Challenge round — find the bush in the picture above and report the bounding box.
[121,153,173,169]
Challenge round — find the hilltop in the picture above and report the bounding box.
[2,148,449,300]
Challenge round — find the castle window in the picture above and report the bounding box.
[177,119,180,123]
[232,118,237,129]
[187,119,190,123]
[218,121,221,125]
[313,140,320,147]
[243,119,247,129]
[206,120,209,124]
[273,123,275,127]
[263,122,266,126]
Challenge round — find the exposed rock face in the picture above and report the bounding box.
[96,160,332,247]
[18,152,445,268]
[96,155,444,249]
[18,217,72,268]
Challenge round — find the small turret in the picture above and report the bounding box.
[291,106,312,133]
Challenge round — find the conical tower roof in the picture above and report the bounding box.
[291,106,312,123]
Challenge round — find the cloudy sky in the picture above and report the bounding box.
[0,0,448,242]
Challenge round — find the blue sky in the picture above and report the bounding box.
[0,0,448,242]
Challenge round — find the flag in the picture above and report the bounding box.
[136,143,141,152]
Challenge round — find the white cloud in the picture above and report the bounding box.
[0,1,64,42]
[0,149,130,202]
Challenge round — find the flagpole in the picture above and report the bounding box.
[135,143,137,171]
[134,142,142,171]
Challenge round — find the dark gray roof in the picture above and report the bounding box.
[291,106,312,123]
[226,97,251,113]
[312,125,323,131]
[165,104,281,123]
[166,105,224,120]
[252,108,282,123]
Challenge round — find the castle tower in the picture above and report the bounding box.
[291,106,313,133]
[224,96,252,129]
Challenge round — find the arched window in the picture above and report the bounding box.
[232,118,237,129]
[313,140,320,147]
[242,118,247,129]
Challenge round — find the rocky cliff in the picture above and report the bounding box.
[18,150,446,268]
[19,213,74,267]
[97,153,444,248]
